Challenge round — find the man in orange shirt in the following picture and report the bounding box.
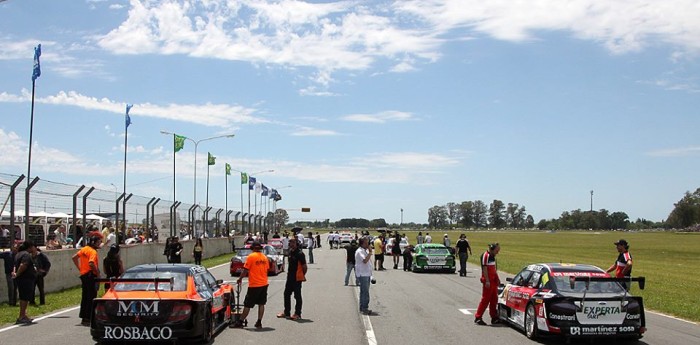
[233,241,270,329]
[72,235,101,326]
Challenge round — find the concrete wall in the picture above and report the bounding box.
[0,236,243,303]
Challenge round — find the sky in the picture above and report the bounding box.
[1,0,699,225]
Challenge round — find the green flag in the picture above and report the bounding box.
[241,172,248,184]
[174,134,186,152]
[208,152,216,165]
[225,163,231,175]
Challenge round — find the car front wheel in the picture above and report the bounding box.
[525,303,538,340]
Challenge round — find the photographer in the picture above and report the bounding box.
[355,237,374,315]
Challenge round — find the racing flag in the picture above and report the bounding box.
[174,134,186,152]
[261,184,269,196]
[32,44,41,81]
[125,104,133,129]
[269,189,277,200]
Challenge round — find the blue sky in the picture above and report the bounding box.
[1,0,699,224]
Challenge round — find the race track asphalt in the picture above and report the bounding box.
[0,234,698,345]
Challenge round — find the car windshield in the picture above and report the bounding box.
[552,276,626,294]
[237,249,253,257]
[113,270,187,291]
[423,247,449,255]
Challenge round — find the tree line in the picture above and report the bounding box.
[428,200,535,229]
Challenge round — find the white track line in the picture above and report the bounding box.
[0,306,80,333]
[459,308,474,315]
[353,285,378,345]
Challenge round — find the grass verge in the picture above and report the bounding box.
[0,252,234,326]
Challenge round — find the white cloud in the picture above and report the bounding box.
[342,110,415,123]
[290,126,340,136]
[0,89,268,129]
[356,152,461,170]
[647,146,700,157]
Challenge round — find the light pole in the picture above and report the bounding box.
[159,130,235,210]
[590,190,594,212]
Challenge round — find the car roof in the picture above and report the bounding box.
[417,243,447,248]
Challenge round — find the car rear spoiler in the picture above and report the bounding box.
[96,278,175,291]
[569,276,646,290]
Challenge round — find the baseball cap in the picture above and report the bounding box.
[251,241,262,249]
[614,239,628,247]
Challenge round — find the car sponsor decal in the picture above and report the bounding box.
[104,326,173,340]
[569,325,636,336]
[576,301,625,325]
[551,271,608,277]
[549,313,576,321]
[117,301,160,317]
[626,313,641,320]
[427,257,446,265]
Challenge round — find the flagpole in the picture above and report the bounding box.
[225,167,228,235]
[26,44,41,232]
[206,159,210,210]
[172,133,176,237]
[240,173,244,235]
[122,116,128,230]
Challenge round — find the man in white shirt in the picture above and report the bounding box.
[425,233,432,243]
[104,228,116,248]
[53,225,67,246]
[296,232,304,248]
[306,233,315,264]
[355,237,374,315]
[282,233,290,256]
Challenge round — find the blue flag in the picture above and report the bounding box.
[269,189,277,199]
[32,44,41,81]
[248,176,256,190]
[261,184,269,196]
[125,104,133,128]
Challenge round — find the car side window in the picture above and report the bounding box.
[203,271,218,290]
[527,272,541,288]
[193,273,206,291]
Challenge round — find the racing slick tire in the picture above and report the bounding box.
[201,303,213,344]
[525,303,539,340]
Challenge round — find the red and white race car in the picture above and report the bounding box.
[498,263,646,341]
[229,244,284,276]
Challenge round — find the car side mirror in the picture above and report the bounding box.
[216,279,223,285]
[506,277,513,283]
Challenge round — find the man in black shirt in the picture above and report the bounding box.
[168,237,184,263]
[344,240,358,285]
[13,241,38,324]
[455,234,472,277]
[277,238,307,320]
[1,246,17,306]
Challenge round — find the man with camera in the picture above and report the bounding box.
[355,237,375,315]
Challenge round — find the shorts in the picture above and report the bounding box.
[391,247,401,255]
[243,285,268,308]
[15,278,36,301]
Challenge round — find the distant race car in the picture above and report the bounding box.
[268,238,283,251]
[230,244,284,276]
[339,232,354,246]
[411,243,455,273]
[91,264,235,343]
[498,263,646,340]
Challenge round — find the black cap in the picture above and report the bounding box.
[251,241,262,250]
[614,239,629,247]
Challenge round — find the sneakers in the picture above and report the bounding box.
[361,309,373,315]
[15,317,33,325]
[254,320,262,329]
[231,320,244,328]
[474,318,487,325]
[491,318,502,325]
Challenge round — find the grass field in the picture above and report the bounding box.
[0,253,233,326]
[407,230,700,323]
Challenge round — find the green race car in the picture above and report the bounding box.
[412,243,456,273]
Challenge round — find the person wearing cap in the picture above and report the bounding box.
[344,239,358,285]
[233,241,270,329]
[72,235,101,326]
[475,243,501,325]
[607,239,633,290]
[277,238,307,320]
[455,234,472,277]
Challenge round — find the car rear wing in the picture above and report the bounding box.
[569,276,646,290]
[96,278,175,291]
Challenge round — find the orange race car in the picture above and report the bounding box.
[91,264,236,343]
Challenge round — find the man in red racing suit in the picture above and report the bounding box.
[475,243,501,325]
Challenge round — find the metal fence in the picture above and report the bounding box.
[0,173,274,247]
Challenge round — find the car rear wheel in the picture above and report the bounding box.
[201,304,213,344]
[525,303,539,340]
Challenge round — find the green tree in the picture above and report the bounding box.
[459,201,475,228]
[428,205,448,228]
[667,188,700,228]
[370,218,388,228]
[274,208,289,230]
[525,214,535,228]
[473,200,488,228]
[446,202,459,225]
[609,211,630,229]
[488,199,506,228]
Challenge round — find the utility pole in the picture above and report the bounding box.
[590,190,594,212]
